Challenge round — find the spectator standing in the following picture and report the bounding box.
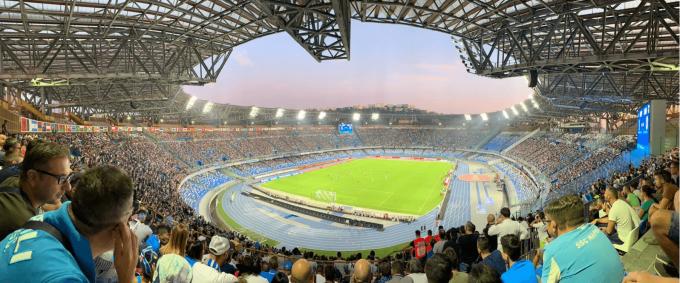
[456,221,479,271]
[487,208,529,248]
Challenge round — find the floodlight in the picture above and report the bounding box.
[159,119,164,123]
[510,106,519,116]
[126,115,131,120]
[275,108,285,118]
[371,113,379,121]
[520,102,529,112]
[297,110,306,120]
[352,113,361,121]
[533,101,540,109]
[464,114,472,121]
[249,107,259,118]
[185,96,197,110]
[502,110,510,119]
[191,120,195,124]
[318,111,326,120]
[202,102,213,114]
[480,113,488,121]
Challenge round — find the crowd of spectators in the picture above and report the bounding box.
[0,129,675,283]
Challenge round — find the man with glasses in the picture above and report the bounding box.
[0,165,138,283]
[0,142,72,240]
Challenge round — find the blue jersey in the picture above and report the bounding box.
[541,223,625,283]
[0,202,95,283]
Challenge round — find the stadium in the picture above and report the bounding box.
[0,1,678,283]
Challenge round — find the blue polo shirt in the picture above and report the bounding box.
[0,202,95,282]
[541,223,624,283]
[501,260,538,283]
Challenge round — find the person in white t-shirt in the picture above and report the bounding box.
[592,187,641,244]
[129,212,152,245]
[487,207,530,247]
[531,212,549,248]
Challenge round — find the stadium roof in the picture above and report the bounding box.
[0,0,677,120]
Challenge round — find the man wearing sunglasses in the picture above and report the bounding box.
[0,142,72,240]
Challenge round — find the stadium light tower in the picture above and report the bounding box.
[371,113,379,121]
[297,110,306,120]
[318,111,326,120]
[464,114,472,121]
[502,110,510,119]
[275,108,285,118]
[185,96,197,110]
[202,102,213,114]
[510,106,519,116]
[480,113,488,121]
[352,113,361,121]
[249,107,259,118]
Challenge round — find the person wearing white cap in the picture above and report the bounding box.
[201,235,232,272]
[191,235,238,283]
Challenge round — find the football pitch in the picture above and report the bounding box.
[260,158,454,215]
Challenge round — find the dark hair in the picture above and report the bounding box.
[655,170,673,183]
[544,194,585,230]
[391,260,404,275]
[157,225,171,235]
[2,138,18,152]
[641,185,658,202]
[20,142,69,181]
[427,229,433,236]
[500,207,510,218]
[425,254,452,283]
[269,255,279,270]
[500,234,521,262]
[407,258,423,273]
[379,261,391,277]
[468,264,501,283]
[187,242,203,260]
[477,236,491,253]
[238,255,260,275]
[442,247,459,270]
[70,165,134,235]
[272,272,290,283]
[415,230,421,237]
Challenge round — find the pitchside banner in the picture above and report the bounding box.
[19,117,301,134]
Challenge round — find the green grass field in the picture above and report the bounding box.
[261,158,453,215]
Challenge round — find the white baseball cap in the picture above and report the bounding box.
[209,236,230,256]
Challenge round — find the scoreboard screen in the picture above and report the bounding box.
[338,123,353,135]
[636,103,650,151]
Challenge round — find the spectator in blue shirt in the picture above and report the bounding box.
[500,234,537,283]
[261,256,279,283]
[477,236,506,275]
[541,194,625,283]
[0,165,138,283]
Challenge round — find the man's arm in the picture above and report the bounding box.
[601,220,615,235]
[487,224,500,236]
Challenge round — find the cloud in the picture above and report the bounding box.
[232,51,253,67]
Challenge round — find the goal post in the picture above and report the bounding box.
[314,190,337,204]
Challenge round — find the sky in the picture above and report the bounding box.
[183,21,532,115]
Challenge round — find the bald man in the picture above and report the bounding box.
[352,259,372,283]
[291,258,313,283]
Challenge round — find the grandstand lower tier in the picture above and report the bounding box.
[205,159,510,253]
